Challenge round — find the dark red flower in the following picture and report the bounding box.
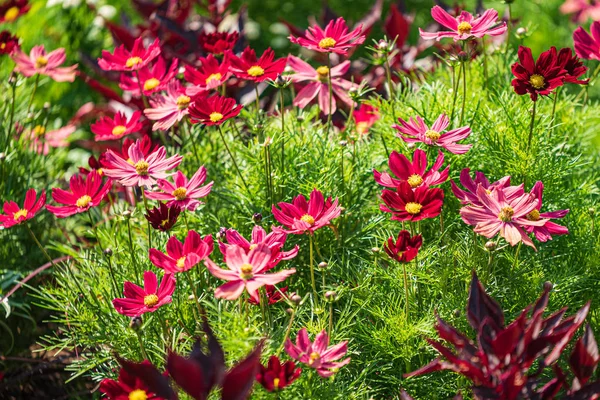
[247,285,288,305]
[557,47,588,85]
[79,154,107,177]
[145,202,181,232]
[0,188,45,228]
[188,95,243,126]
[256,355,301,392]
[198,31,239,55]
[511,46,567,102]
[380,181,444,222]
[0,30,18,55]
[99,359,175,400]
[0,0,30,24]
[383,230,422,263]
[228,47,287,83]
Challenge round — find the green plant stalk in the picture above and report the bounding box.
[136,330,148,360]
[27,74,40,113]
[134,70,150,109]
[254,84,261,121]
[141,187,152,250]
[526,101,537,153]
[512,242,522,270]
[450,63,461,122]
[7,76,16,144]
[309,234,318,303]
[87,212,119,297]
[550,87,561,138]
[328,301,334,337]
[126,217,140,277]
[326,53,333,136]
[384,57,395,101]
[402,262,409,319]
[460,60,467,125]
[277,308,295,355]
[280,87,286,177]
[217,125,251,194]
[184,272,201,324]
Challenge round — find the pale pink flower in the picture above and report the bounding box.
[560,0,600,23]
[451,168,522,206]
[394,114,472,154]
[12,45,77,82]
[285,328,350,378]
[144,80,194,131]
[145,167,213,211]
[419,6,507,42]
[525,182,569,242]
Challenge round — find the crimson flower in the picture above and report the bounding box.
[247,285,288,306]
[511,46,567,102]
[394,114,472,154]
[525,181,569,242]
[113,271,176,317]
[380,181,444,222]
[144,80,193,131]
[574,21,600,61]
[198,31,239,55]
[145,167,213,211]
[256,355,301,392]
[272,188,341,234]
[79,154,106,177]
[184,54,231,96]
[188,95,243,126]
[419,6,507,41]
[228,47,287,83]
[0,31,18,55]
[149,230,213,274]
[0,189,45,229]
[289,17,365,55]
[285,328,350,378]
[119,57,179,96]
[353,104,380,135]
[145,203,181,232]
[373,149,448,190]
[91,111,143,141]
[558,47,588,84]
[98,37,161,72]
[99,360,174,400]
[46,171,112,218]
[12,45,77,82]
[450,168,519,206]
[0,0,30,24]
[383,230,423,263]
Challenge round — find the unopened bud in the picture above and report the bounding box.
[377,39,389,51]
[318,262,328,269]
[453,309,461,318]
[122,210,132,218]
[516,27,527,36]
[339,140,348,147]
[543,281,553,291]
[372,247,380,253]
[103,248,113,257]
[286,308,294,314]
[129,316,143,330]
[485,241,497,251]
[589,207,595,216]
[457,51,469,62]
[252,213,262,223]
[406,143,415,149]
[43,102,51,110]
[216,227,227,241]
[290,294,302,305]
[325,291,337,300]
[0,152,5,161]
[297,115,305,122]
[276,74,286,86]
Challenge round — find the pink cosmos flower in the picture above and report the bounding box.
[119,57,179,96]
[459,185,548,249]
[450,168,524,207]
[272,188,341,235]
[373,149,448,190]
[394,114,472,155]
[525,181,569,242]
[419,6,507,42]
[205,243,296,302]
[353,104,380,135]
[144,80,193,131]
[0,189,45,229]
[46,171,112,218]
[90,111,143,141]
[228,47,287,83]
[285,328,350,378]
[560,0,600,23]
[574,21,600,61]
[113,270,176,317]
[102,139,182,188]
[98,37,161,72]
[12,45,77,82]
[289,17,365,56]
[287,56,355,115]
[184,54,232,96]
[24,124,75,155]
[218,226,299,271]
[149,230,213,273]
[145,167,213,211]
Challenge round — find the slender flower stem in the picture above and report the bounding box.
[460,60,467,125]
[512,242,522,270]
[450,64,461,122]
[185,272,201,323]
[384,58,395,101]
[134,70,150,108]
[126,217,140,277]
[7,74,16,142]
[216,125,251,194]
[254,84,261,121]
[504,3,512,70]
[328,301,334,337]
[550,87,561,138]
[87,212,119,296]
[308,234,318,302]
[482,38,488,89]
[136,330,148,360]
[25,223,54,266]
[326,53,333,136]
[526,101,537,152]
[141,187,152,250]
[277,308,295,355]
[402,262,409,319]
[485,249,494,286]
[27,74,40,113]
[279,87,286,198]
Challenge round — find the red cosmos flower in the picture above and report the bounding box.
[145,167,213,211]
[353,104,379,135]
[219,226,299,270]
[91,111,143,141]
[0,189,45,229]
[394,114,472,155]
[247,285,288,306]
[289,17,365,56]
[144,80,193,131]
[272,188,342,234]
[79,154,106,177]
[98,37,161,72]
[184,54,232,96]
[149,230,213,273]
[380,181,444,222]
[450,168,520,207]
[188,95,243,126]
[525,181,569,242]
[113,271,176,317]
[228,47,287,83]
[12,45,77,82]
[198,30,239,55]
[119,57,179,96]
[285,328,350,378]
[99,360,173,400]
[145,203,181,232]
[0,31,18,55]
[419,6,507,42]
[373,149,449,190]
[46,171,112,218]
[511,46,567,102]
[384,230,423,263]
[0,0,30,24]
[557,47,589,84]
[574,21,600,61]
[256,355,301,392]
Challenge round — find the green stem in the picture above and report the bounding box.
[460,60,467,125]
[279,88,286,196]
[550,87,560,138]
[512,242,522,270]
[141,187,152,250]
[25,223,53,266]
[88,212,119,296]
[450,64,461,122]
[185,272,201,324]
[402,262,409,319]
[27,74,40,113]
[309,234,318,302]
[526,101,537,153]
[254,84,261,121]
[136,330,148,360]
[384,58,394,101]
[126,218,140,277]
[135,70,150,108]
[326,53,333,136]
[328,301,334,337]
[217,125,250,194]
[7,75,16,143]
[277,308,295,355]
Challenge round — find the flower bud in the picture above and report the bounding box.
[276,74,287,86]
[457,51,469,62]
[286,308,294,314]
[290,294,302,305]
[318,261,328,269]
[129,316,143,331]
[516,27,527,36]
[216,227,227,241]
[122,210,132,218]
[43,102,51,110]
[377,39,389,51]
[252,213,263,223]
[325,291,337,300]
[485,241,497,251]
[453,309,461,318]
[589,207,595,216]
[406,142,415,149]
[103,248,113,257]
[372,247,380,253]
[339,140,348,147]
[0,153,5,161]
[296,115,305,122]
[543,281,553,292]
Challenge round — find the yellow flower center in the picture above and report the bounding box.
[318,37,337,49]
[308,351,321,365]
[240,263,254,280]
[97,168,103,176]
[76,195,92,208]
[33,125,45,137]
[176,256,186,269]
[457,21,473,35]
[112,125,127,136]
[209,112,223,123]
[35,56,48,69]
[498,206,514,222]
[205,73,222,85]
[126,56,143,68]
[4,7,20,22]
[172,187,187,200]
[527,209,540,221]
[425,130,441,142]
[143,78,160,91]
[161,219,170,227]
[143,294,159,307]
[407,174,423,188]
[0,43,5,50]
[300,214,315,225]
[176,95,191,110]
[247,65,265,77]
[316,65,329,81]
[13,209,28,221]
[405,202,422,215]
[249,244,258,251]
[135,160,150,176]
[273,377,280,389]
[356,121,369,135]
[128,389,148,400]
[529,74,545,89]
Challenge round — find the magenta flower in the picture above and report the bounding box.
[184,54,232,96]
[119,56,179,96]
[450,168,519,206]
[394,114,472,155]
[144,80,193,131]
[0,189,46,229]
[289,17,365,55]
[574,21,600,61]
[205,243,296,302]
[90,111,143,141]
[228,47,287,83]
[353,104,380,135]
[102,139,182,188]
[285,328,350,378]
[287,56,355,115]
[24,124,75,155]
[419,6,507,42]
[459,185,548,249]
[98,37,161,72]
[525,182,569,242]
[113,271,176,317]
[373,149,448,189]
[12,45,77,82]
[560,0,600,23]
[218,226,299,271]
[149,230,213,273]
[272,188,341,234]
[145,167,213,211]
[46,171,112,218]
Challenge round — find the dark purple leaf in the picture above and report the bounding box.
[569,324,599,385]
[467,271,505,330]
[544,302,590,366]
[399,389,415,400]
[119,358,176,400]
[221,341,263,400]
